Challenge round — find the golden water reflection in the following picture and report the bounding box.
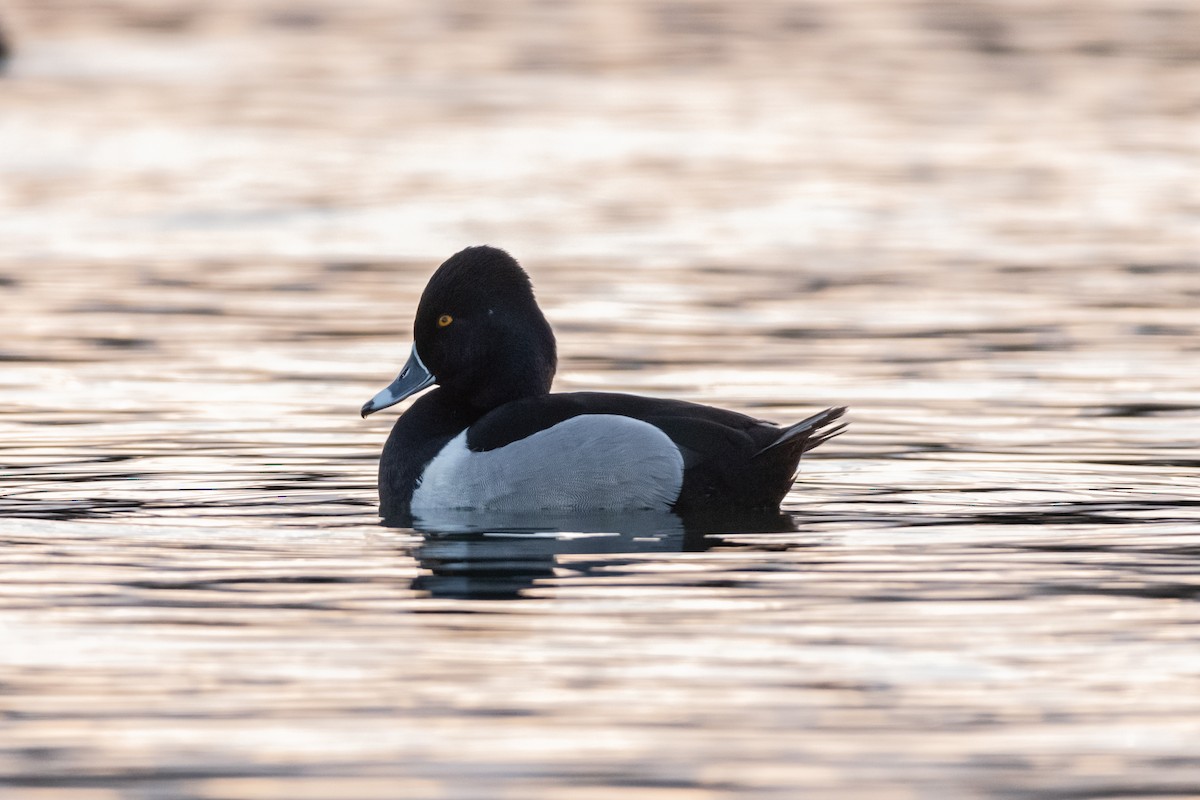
[2,1,1200,798]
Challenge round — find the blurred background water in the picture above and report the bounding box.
[1,1,1199,798]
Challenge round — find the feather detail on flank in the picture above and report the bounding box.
[411,415,685,511]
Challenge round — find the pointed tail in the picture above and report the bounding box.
[755,406,847,458]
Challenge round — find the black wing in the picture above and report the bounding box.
[466,391,773,458]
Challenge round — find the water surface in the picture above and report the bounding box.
[2,1,1199,798]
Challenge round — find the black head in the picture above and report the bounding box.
[411,246,557,410]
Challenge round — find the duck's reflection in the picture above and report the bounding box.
[383,509,798,600]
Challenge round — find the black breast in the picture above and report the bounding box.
[377,389,480,519]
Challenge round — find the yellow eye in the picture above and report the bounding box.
[437,314,453,328]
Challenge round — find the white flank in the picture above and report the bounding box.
[411,414,684,511]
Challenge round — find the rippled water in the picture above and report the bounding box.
[3,2,1200,798]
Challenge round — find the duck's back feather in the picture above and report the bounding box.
[467,392,843,512]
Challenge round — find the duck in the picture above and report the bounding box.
[361,246,846,519]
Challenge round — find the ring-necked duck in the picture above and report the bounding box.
[361,246,846,517]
